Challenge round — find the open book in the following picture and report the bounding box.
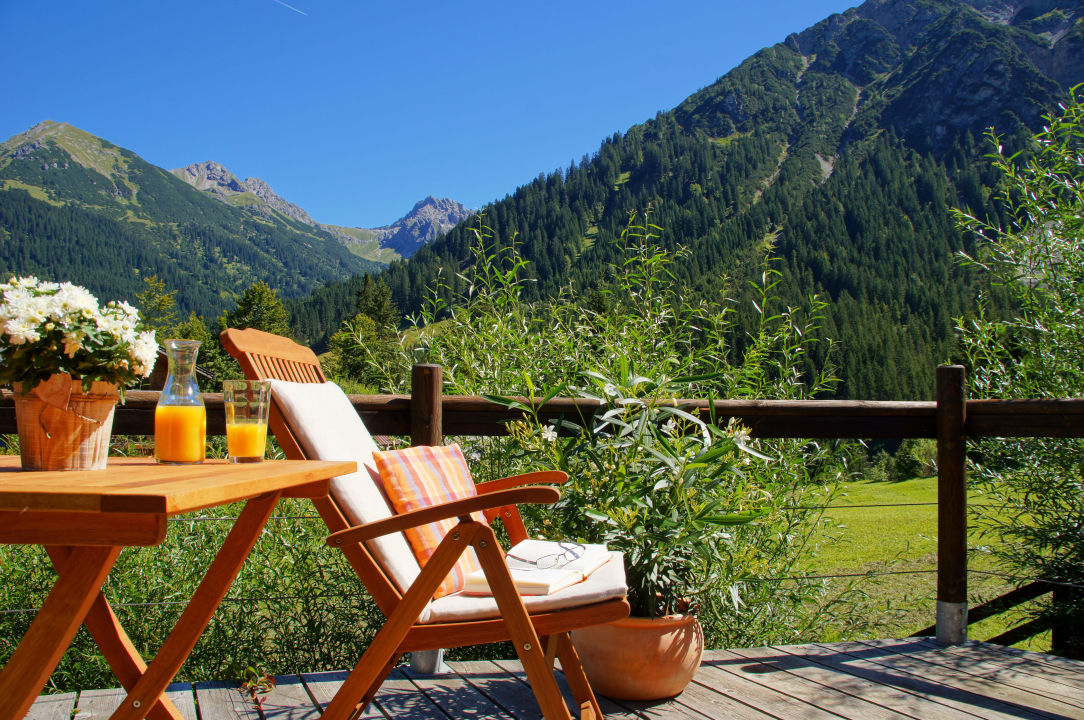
[463,539,610,596]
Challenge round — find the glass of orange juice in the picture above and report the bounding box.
[223,380,271,463]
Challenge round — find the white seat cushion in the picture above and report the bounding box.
[268,379,422,594]
[418,551,627,624]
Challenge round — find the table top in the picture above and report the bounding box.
[0,456,355,515]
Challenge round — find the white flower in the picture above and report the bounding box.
[662,418,677,436]
[131,331,158,375]
[5,318,40,345]
[0,276,154,387]
[2,276,38,291]
[95,312,126,337]
[62,331,85,357]
[0,288,42,324]
[541,425,558,443]
[727,417,751,446]
[603,382,619,398]
[55,283,100,317]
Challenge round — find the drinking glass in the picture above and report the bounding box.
[223,380,271,463]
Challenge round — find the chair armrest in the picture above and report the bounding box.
[327,486,561,546]
[475,470,569,494]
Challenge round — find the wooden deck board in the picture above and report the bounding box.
[448,660,546,720]
[296,670,385,718]
[923,639,1084,694]
[716,647,925,720]
[21,693,75,720]
[723,645,984,720]
[791,642,1063,720]
[694,657,846,719]
[259,675,321,720]
[27,640,1084,720]
[837,639,1084,718]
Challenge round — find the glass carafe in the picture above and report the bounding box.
[154,339,206,464]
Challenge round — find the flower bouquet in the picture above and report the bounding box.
[0,276,157,470]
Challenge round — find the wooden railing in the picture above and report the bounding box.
[3,364,1084,646]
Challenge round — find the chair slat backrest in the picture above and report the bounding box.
[219,327,405,613]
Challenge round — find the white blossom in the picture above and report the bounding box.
[0,276,156,386]
[131,331,158,375]
[541,425,558,442]
[55,283,100,317]
[62,330,85,357]
[4,318,40,345]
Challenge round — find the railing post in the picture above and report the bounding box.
[407,363,451,675]
[411,364,443,446]
[936,364,968,644]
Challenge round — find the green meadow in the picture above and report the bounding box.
[808,475,1051,652]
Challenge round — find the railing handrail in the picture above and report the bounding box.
[4,391,1084,439]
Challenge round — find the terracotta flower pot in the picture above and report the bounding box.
[14,374,118,471]
[571,613,704,701]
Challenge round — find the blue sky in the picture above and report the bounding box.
[1,1,857,228]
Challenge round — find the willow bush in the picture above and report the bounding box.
[335,212,870,648]
[957,88,1084,657]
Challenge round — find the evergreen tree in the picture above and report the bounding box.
[221,281,292,338]
[135,275,179,337]
[355,273,400,330]
[172,311,237,391]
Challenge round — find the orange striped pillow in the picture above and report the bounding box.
[373,443,485,599]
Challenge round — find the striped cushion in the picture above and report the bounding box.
[374,443,485,599]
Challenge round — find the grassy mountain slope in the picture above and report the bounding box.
[295,0,1080,399]
[0,121,380,319]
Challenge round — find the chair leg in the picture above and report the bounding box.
[354,652,401,719]
[472,528,573,720]
[323,525,478,720]
[554,632,603,720]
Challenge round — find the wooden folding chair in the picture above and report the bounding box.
[220,327,629,720]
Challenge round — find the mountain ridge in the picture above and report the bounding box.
[170,160,471,261]
[338,0,1082,399]
[0,122,382,319]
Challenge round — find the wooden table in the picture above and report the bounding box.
[0,456,356,720]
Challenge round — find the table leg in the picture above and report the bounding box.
[108,492,281,720]
[45,547,184,720]
[0,545,121,720]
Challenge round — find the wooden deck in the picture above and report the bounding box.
[26,639,1084,720]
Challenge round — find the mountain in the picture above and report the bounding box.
[171,162,470,263]
[0,121,381,320]
[171,160,320,227]
[291,0,1082,399]
[336,196,474,259]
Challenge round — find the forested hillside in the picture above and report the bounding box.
[0,122,380,320]
[292,0,1081,399]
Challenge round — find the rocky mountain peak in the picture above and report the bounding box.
[172,160,245,193]
[171,161,317,227]
[170,158,470,260]
[365,197,473,258]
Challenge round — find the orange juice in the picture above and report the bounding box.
[155,404,207,464]
[226,421,267,461]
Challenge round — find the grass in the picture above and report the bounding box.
[809,475,1052,651]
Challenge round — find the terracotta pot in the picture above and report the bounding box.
[13,374,118,471]
[571,613,704,701]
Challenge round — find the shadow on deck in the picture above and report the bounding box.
[28,638,1084,720]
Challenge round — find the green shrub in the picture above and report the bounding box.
[956,86,1084,657]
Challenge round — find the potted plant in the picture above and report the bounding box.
[497,368,766,700]
[0,276,158,470]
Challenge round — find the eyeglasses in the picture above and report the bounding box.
[506,542,585,570]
